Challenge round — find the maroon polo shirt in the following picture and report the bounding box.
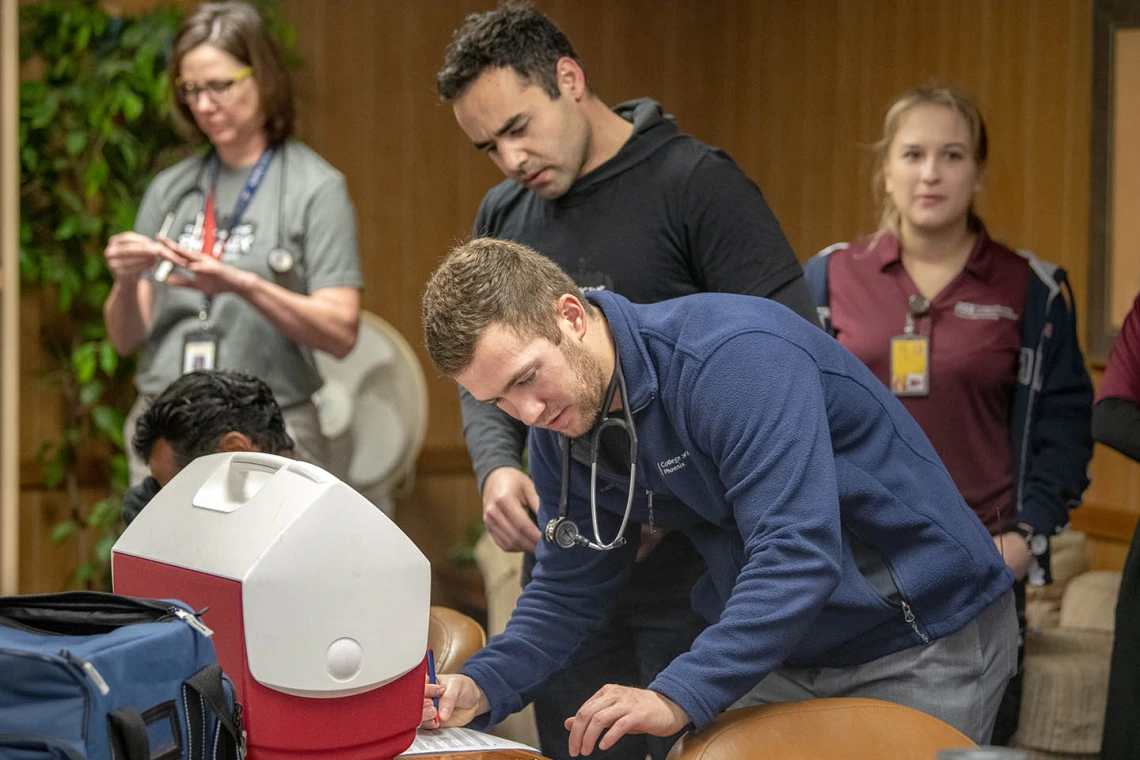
[1098,291,1140,404]
[828,228,1030,534]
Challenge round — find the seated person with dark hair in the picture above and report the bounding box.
[122,369,295,525]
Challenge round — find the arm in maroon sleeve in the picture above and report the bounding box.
[1094,292,1140,462]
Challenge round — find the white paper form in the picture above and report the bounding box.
[398,726,540,756]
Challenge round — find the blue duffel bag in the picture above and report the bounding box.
[0,591,243,760]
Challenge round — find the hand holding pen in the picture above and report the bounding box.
[421,670,492,730]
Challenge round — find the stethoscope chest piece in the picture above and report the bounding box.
[268,248,295,274]
[545,516,582,549]
[548,346,637,553]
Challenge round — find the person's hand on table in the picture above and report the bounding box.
[422,673,491,729]
[104,231,162,281]
[158,235,255,296]
[482,467,541,553]
[993,531,1031,581]
[564,684,690,756]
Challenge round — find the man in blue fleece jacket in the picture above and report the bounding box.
[421,238,1016,755]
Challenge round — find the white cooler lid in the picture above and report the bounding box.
[113,452,431,696]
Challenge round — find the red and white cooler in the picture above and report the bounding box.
[112,452,431,760]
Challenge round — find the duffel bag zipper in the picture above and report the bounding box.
[0,590,175,614]
[59,650,111,696]
[0,596,205,636]
[169,607,214,638]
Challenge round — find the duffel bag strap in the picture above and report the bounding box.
[108,706,151,760]
[184,664,244,760]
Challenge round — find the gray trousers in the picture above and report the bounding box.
[732,588,1018,745]
[124,392,330,486]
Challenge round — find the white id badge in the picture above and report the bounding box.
[181,329,219,373]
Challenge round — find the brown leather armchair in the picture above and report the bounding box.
[666,698,975,760]
[427,605,487,674]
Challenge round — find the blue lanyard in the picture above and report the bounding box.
[196,146,277,327]
[203,146,277,241]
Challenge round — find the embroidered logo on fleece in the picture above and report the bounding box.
[954,301,1019,321]
[657,451,690,476]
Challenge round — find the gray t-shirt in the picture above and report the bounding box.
[132,141,362,407]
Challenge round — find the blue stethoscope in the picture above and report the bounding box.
[544,349,638,551]
[153,146,294,285]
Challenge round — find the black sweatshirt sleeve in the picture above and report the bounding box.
[459,197,532,491]
[766,276,818,326]
[1092,397,1140,464]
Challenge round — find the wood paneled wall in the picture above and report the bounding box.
[16,0,1138,592]
[2,0,20,595]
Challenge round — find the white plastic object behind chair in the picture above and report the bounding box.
[312,312,428,516]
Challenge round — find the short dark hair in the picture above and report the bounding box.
[133,370,294,468]
[170,1,294,144]
[422,238,585,376]
[437,1,581,101]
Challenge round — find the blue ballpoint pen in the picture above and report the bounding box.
[427,648,440,722]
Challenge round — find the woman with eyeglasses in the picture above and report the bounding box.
[103,1,362,483]
[803,86,1093,745]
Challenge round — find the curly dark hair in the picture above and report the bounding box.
[436,1,581,101]
[133,370,294,468]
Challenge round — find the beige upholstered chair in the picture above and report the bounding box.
[1016,531,1122,759]
[427,605,486,674]
[666,698,974,760]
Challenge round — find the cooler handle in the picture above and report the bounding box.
[192,453,325,513]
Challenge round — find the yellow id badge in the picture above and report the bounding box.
[890,335,930,396]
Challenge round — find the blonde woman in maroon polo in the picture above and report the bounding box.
[802,86,1093,746]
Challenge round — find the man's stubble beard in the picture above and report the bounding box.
[560,337,608,439]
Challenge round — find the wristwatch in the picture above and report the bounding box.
[1014,523,1049,557]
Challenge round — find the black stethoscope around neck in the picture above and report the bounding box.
[152,145,294,287]
[544,347,639,552]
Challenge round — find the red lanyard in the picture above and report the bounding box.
[198,147,277,261]
[200,189,219,260]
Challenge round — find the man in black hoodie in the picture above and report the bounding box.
[436,4,815,757]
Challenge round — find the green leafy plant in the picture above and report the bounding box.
[449,520,486,566]
[19,0,300,589]
[19,0,190,588]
